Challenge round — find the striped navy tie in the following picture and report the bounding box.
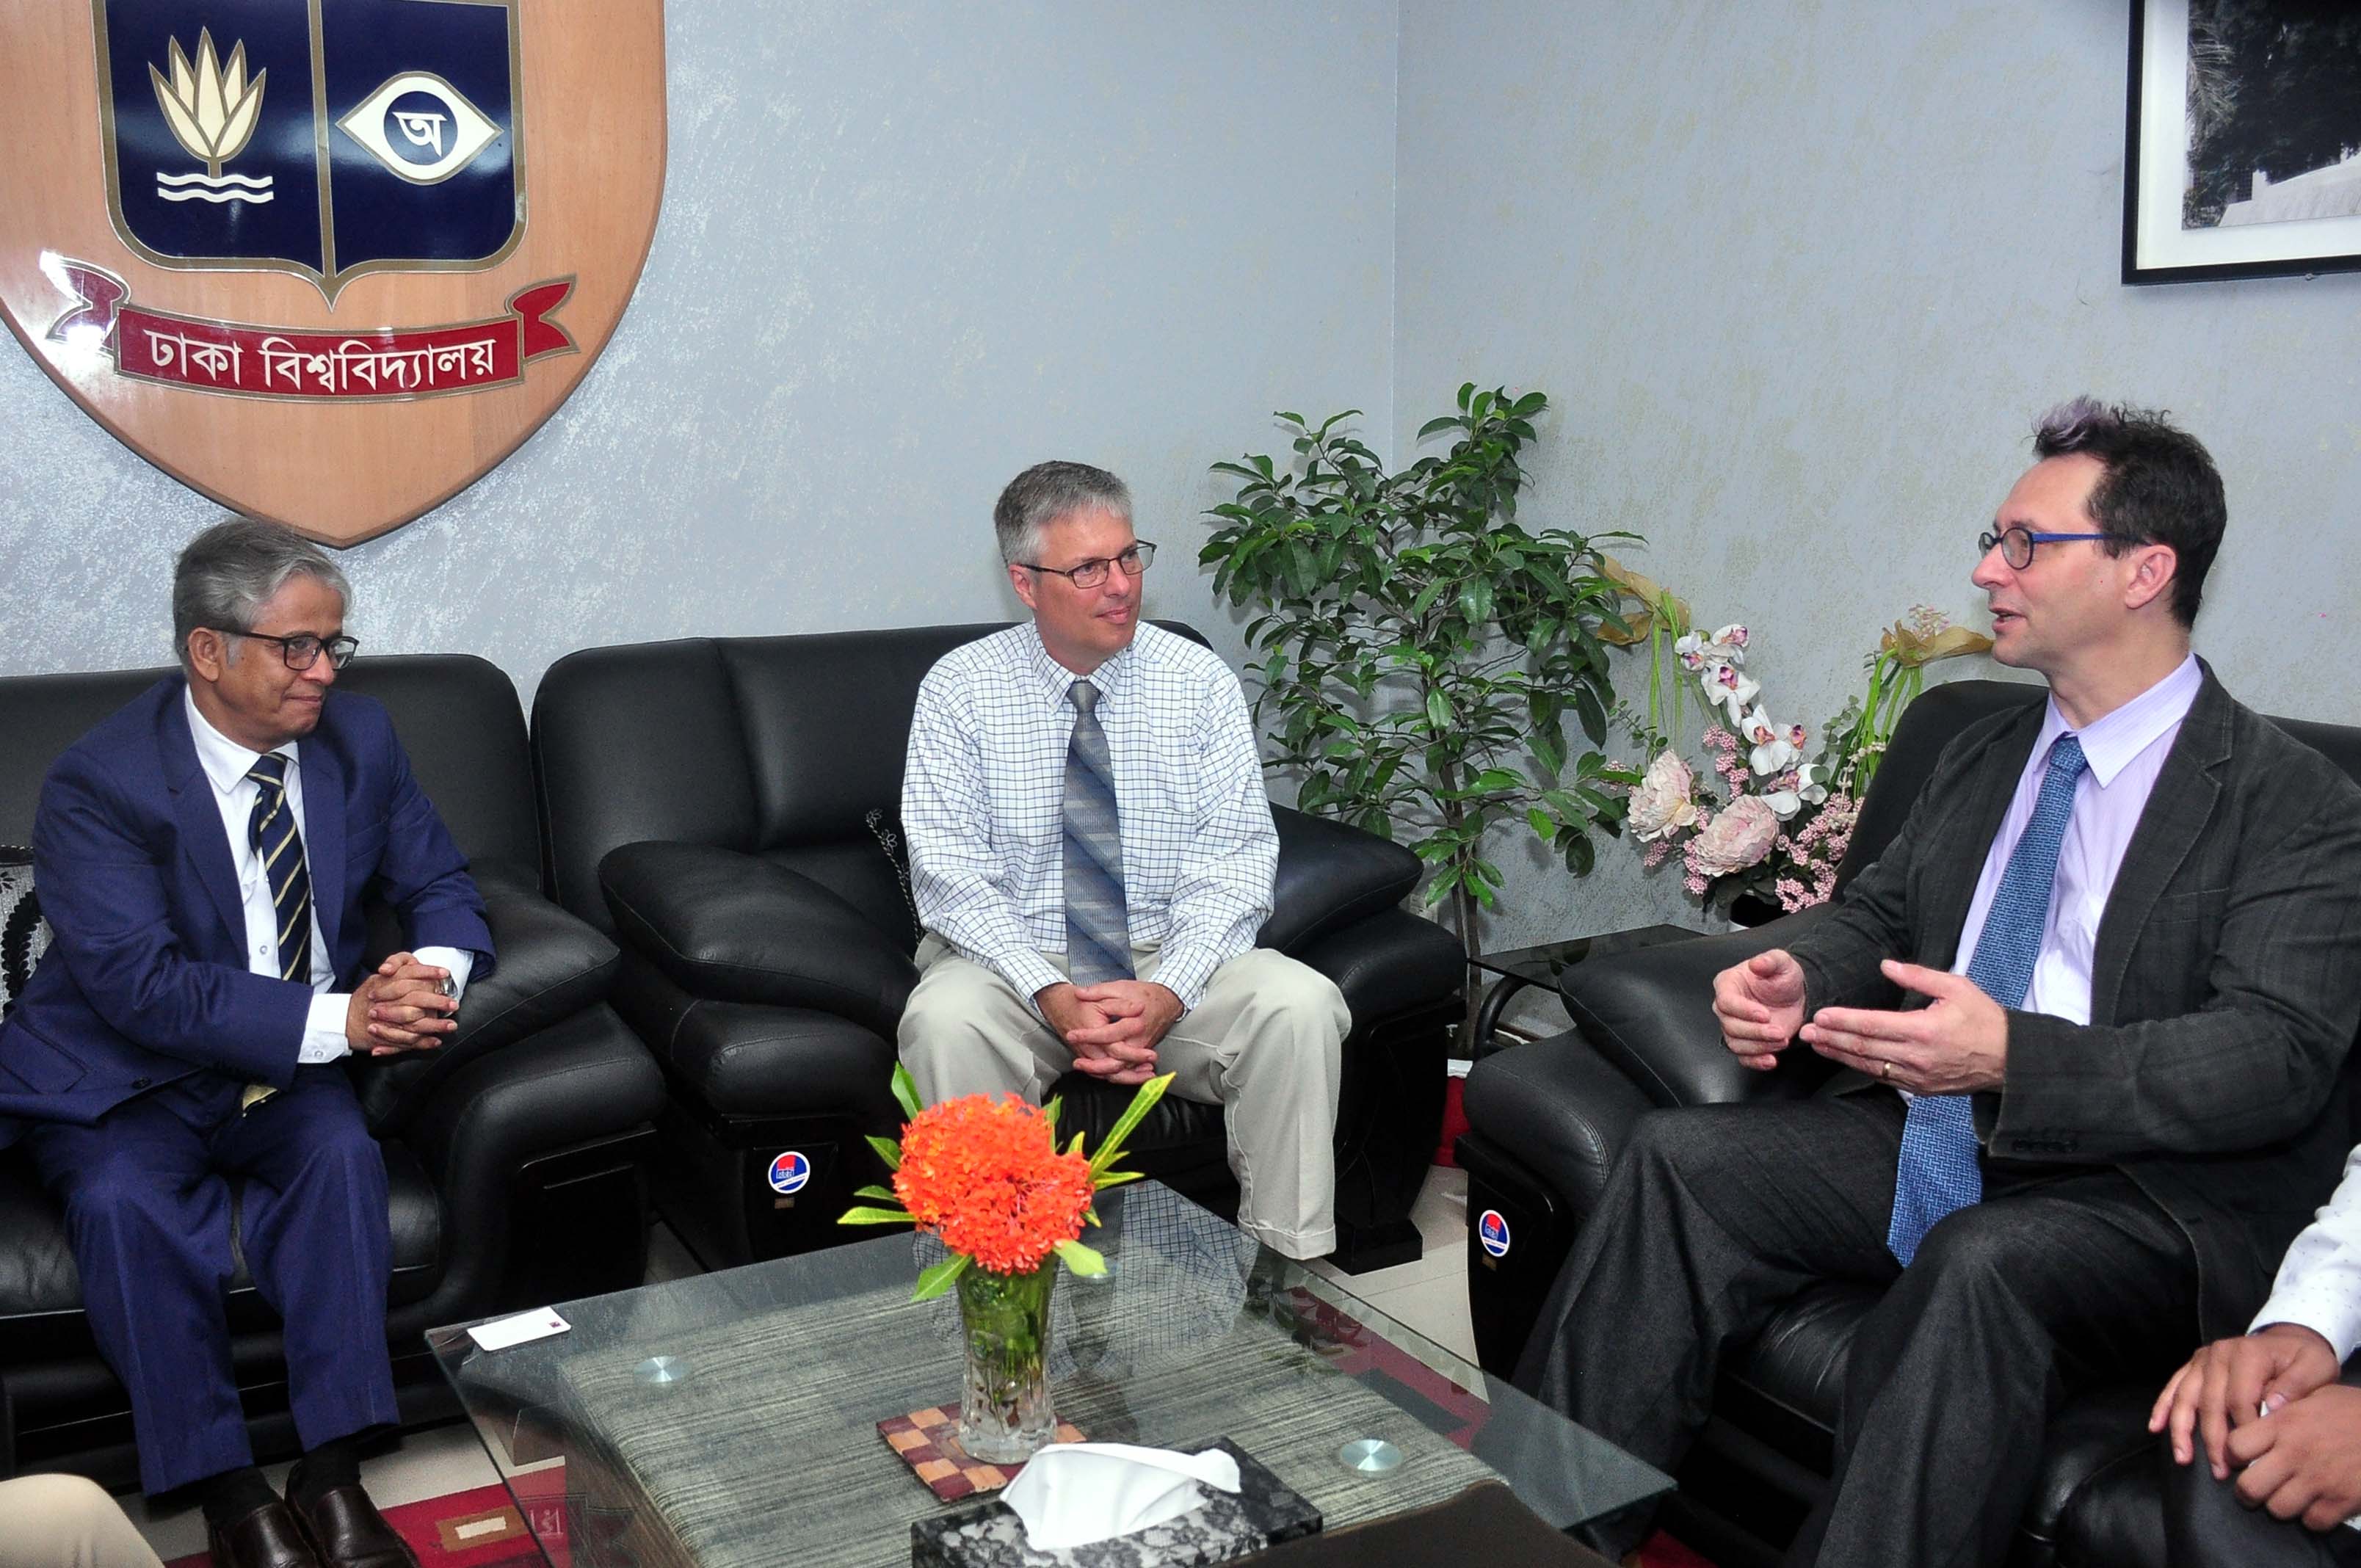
[246,752,314,985]
[1063,680,1132,984]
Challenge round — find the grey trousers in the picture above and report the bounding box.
[896,937,1349,1259]
[1514,1089,2199,1568]
[0,1476,164,1568]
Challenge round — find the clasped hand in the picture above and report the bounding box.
[1035,979,1183,1087]
[2149,1324,2361,1531]
[1712,950,2008,1094]
[343,951,460,1056]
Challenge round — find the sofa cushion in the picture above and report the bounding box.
[0,1141,443,1330]
[1,845,51,1018]
[600,841,920,1041]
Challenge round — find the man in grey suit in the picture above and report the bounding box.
[1517,399,2361,1568]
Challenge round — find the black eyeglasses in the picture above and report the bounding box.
[1019,540,1157,589]
[1978,526,2110,570]
[217,629,360,671]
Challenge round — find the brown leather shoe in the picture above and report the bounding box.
[206,1499,321,1568]
[283,1480,418,1568]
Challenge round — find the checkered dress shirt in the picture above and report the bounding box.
[902,623,1276,1012]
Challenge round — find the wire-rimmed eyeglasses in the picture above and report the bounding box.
[1018,540,1157,589]
[217,628,360,671]
[1978,526,2110,570]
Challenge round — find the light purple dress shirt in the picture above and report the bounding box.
[1949,654,2204,1027]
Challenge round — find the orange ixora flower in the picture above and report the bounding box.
[892,1095,1098,1275]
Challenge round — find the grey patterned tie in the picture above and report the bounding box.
[1063,680,1132,984]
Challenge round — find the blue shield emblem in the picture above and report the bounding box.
[94,0,521,301]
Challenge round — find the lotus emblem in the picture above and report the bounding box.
[148,29,272,206]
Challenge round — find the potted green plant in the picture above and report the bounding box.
[1202,385,1637,1049]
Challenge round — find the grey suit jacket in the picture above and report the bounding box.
[1787,666,2361,1339]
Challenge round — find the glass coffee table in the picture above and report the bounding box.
[430,1181,1668,1567]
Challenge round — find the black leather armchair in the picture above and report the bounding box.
[0,656,665,1489]
[1457,679,2361,1568]
[532,623,1465,1274]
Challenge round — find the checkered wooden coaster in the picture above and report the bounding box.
[878,1403,1086,1500]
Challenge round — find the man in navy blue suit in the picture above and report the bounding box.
[0,520,494,1568]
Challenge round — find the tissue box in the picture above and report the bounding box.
[910,1438,1320,1567]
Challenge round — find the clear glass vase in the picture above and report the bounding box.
[955,1261,1058,1462]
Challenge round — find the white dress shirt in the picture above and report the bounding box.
[184,691,470,1063]
[1950,655,2204,1026]
[2257,1145,2361,1360]
[902,623,1276,1013]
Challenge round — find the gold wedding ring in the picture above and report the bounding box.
[1880,1059,1893,1079]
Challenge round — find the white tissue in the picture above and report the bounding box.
[1000,1442,1242,1551]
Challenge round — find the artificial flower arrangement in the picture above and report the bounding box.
[1615,592,1990,916]
[840,1064,1174,1461]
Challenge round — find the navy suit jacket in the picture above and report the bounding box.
[0,677,494,1147]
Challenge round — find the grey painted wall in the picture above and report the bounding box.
[0,2,1399,698]
[9,1,2358,959]
[1395,1,2361,949]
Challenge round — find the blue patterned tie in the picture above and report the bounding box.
[1887,732,2088,1265]
[1063,680,1131,984]
[247,752,314,984]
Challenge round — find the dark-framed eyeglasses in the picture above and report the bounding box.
[217,628,360,671]
[1019,540,1157,589]
[1978,526,2111,570]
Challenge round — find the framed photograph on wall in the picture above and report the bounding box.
[2125,0,2361,283]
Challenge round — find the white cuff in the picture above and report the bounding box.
[415,945,474,1003]
[300,993,352,1063]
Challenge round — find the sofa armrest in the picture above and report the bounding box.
[1557,904,1841,1109]
[355,859,621,1134]
[599,841,918,1039]
[1462,1036,1657,1222]
[394,1003,664,1323]
[1262,805,1421,955]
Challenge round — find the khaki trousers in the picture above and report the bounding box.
[0,1476,164,1568]
[897,938,1349,1259]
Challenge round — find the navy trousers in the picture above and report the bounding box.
[25,1066,399,1495]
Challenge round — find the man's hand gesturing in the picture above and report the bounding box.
[1714,949,1806,1071]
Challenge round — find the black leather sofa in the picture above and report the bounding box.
[531,623,1465,1274]
[1456,678,2361,1568]
[0,656,666,1489]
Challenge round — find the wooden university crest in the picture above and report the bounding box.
[0,1,665,545]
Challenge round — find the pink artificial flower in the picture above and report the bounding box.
[1686,796,1780,879]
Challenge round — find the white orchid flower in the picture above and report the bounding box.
[1674,631,1708,672]
[1794,761,1831,807]
[1761,787,1802,820]
[1711,623,1749,653]
[1741,705,1798,775]
[1702,661,1760,722]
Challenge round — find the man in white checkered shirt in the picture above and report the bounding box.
[898,461,1352,1259]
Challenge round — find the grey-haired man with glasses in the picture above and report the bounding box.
[897,460,1351,1260]
[1516,401,2361,1567]
[0,518,492,1568]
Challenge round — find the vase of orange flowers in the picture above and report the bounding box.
[843,1064,1170,1463]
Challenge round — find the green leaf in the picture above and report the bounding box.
[865,1133,904,1171]
[1573,686,1608,746]
[891,1063,923,1122]
[1091,1168,1147,1188]
[1528,806,1555,838]
[910,1252,972,1301]
[1415,416,1462,440]
[851,1184,901,1203]
[1089,1072,1175,1176]
[1053,1238,1107,1277]
[1042,1095,1061,1136]
[1424,688,1451,728]
[840,1205,917,1226]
